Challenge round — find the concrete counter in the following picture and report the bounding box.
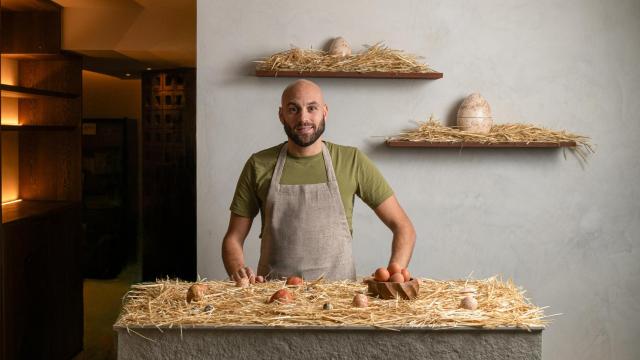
[115,325,542,360]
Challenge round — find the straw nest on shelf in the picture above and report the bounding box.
[388,116,594,159]
[115,276,551,331]
[255,42,436,73]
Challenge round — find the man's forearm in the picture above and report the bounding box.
[388,222,416,268]
[222,234,247,276]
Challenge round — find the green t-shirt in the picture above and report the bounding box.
[230,141,394,236]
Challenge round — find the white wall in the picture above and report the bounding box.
[197,1,640,359]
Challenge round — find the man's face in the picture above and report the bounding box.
[279,83,328,147]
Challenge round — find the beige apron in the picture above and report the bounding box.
[257,142,356,280]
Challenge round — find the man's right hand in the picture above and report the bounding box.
[230,266,256,284]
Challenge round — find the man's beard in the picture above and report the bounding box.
[283,118,326,147]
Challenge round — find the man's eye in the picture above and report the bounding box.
[308,106,317,112]
[288,107,298,113]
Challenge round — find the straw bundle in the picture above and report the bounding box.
[255,43,436,73]
[388,116,594,159]
[115,276,551,331]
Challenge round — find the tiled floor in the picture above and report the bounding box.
[73,263,141,360]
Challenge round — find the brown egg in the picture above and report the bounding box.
[401,268,411,282]
[387,262,402,275]
[236,277,250,288]
[255,275,265,283]
[269,289,293,304]
[460,296,478,310]
[286,276,303,286]
[186,284,207,303]
[352,294,368,308]
[328,36,352,57]
[374,267,390,282]
[389,273,405,283]
[456,93,493,134]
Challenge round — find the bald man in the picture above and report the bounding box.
[222,80,416,282]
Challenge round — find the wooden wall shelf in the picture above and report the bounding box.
[255,70,443,79]
[385,140,577,148]
[1,200,76,224]
[0,84,79,99]
[1,124,77,131]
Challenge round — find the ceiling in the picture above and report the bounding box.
[52,0,195,79]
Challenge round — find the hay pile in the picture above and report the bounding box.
[115,276,550,331]
[255,43,436,73]
[388,116,594,159]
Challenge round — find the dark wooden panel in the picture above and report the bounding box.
[19,129,82,201]
[142,69,196,281]
[18,97,81,126]
[1,10,60,53]
[2,204,82,359]
[256,69,444,79]
[19,56,82,94]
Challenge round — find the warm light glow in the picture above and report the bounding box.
[2,199,22,206]
[1,97,19,125]
[2,131,19,202]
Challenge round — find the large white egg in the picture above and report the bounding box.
[328,37,352,57]
[456,93,493,134]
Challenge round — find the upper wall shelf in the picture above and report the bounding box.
[0,84,79,99]
[255,70,443,79]
[385,140,577,148]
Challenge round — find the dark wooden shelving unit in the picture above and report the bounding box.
[255,69,443,79]
[385,140,577,148]
[1,1,84,359]
[0,83,78,99]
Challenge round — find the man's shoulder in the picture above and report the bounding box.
[325,141,360,158]
[248,142,286,164]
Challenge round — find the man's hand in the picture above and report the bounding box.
[230,266,256,283]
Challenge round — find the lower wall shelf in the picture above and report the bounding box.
[2,200,77,224]
[385,140,577,148]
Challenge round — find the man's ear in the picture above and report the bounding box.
[323,104,329,120]
[278,107,284,124]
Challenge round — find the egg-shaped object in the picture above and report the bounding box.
[456,93,493,134]
[460,296,478,310]
[352,294,369,308]
[328,37,352,57]
[374,267,390,282]
[186,284,207,303]
[255,275,265,283]
[389,273,405,283]
[401,268,411,282]
[286,276,303,286]
[269,289,293,304]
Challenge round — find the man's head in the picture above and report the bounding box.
[279,79,328,148]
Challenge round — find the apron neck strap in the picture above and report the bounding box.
[272,142,337,187]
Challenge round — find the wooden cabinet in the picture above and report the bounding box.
[1,1,83,359]
[141,69,196,281]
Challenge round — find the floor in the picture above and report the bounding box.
[73,263,141,360]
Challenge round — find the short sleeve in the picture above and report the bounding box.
[229,157,260,218]
[355,149,394,209]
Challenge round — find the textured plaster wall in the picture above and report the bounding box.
[197,1,640,359]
